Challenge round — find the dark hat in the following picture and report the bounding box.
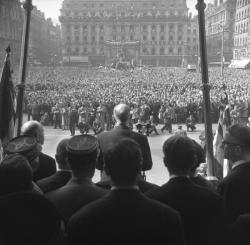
[178,125,182,129]
[5,135,40,162]
[67,135,98,155]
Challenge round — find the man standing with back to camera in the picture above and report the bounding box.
[96,104,153,181]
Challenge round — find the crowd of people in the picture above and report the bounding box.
[1,103,250,245]
[20,66,250,135]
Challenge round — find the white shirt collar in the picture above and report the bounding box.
[232,160,248,169]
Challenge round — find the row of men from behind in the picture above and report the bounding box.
[1,104,250,244]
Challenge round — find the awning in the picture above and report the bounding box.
[229,59,250,69]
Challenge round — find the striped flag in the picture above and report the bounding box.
[0,46,16,158]
[213,104,231,180]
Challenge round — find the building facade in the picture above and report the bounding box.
[205,0,236,64]
[29,7,62,65]
[233,0,250,59]
[0,0,23,64]
[0,0,62,67]
[60,0,198,67]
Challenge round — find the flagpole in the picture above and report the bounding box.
[16,0,33,136]
[196,0,215,178]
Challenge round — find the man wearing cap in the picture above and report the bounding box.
[5,135,43,194]
[36,139,72,193]
[218,124,250,223]
[97,103,153,175]
[21,121,56,181]
[46,135,108,223]
[69,138,185,245]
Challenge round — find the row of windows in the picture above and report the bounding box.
[0,23,21,40]
[67,23,189,32]
[235,8,250,20]
[64,10,187,19]
[0,5,21,20]
[67,35,193,43]
[66,2,172,10]
[234,36,248,47]
[235,21,249,33]
[67,46,185,56]
[237,0,250,8]
[209,11,225,24]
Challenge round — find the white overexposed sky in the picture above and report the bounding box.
[32,0,214,24]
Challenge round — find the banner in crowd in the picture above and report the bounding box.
[0,47,16,159]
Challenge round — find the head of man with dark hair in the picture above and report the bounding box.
[163,135,196,176]
[104,138,142,186]
[190,140,205,175]
[218,125,250,223]
[36,139,71,193]
[223,124,250,164]
[0,154,33,196]
[21,120,45,145]
[113,104,130,125]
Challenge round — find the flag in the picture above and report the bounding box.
[0,46,16,156]
[213,104,231,180]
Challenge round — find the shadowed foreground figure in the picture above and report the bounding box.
[218,124,250,223]
[69,138,185,245]
[46,135,108,224]
[147,135,227,245]
[37,138,72,193]
[21,120,56,181]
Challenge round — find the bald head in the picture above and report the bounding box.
[21,121,44,145]
[114,104,130,124]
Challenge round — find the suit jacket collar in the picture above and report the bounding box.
[113,124,130,131]
[230,161,250,172]
[166,176,193,186]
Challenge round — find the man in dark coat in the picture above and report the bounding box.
[68,107,78,136]
[37,139,72,193]
[21,121,56,182]
[217,124,250,223]
[97,103,153,173]
[69,138,185,245]
[46,135,108,223]
[147,135,226,245]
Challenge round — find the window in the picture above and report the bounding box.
[151,48,155,55]
[160,36,165,41]
[100,36,104,41]
[152,36,155,41]
[169,47,173,54]
[160,47,165,55]
[143,35,147,41]
[130,35,134,41]
[160,24,165,32]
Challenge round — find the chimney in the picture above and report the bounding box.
[214,0,218,6]
[220,0,223,5]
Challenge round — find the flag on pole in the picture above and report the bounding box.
[0,46,16,158]
[213,104,231,180]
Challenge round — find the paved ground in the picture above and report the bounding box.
[42,123,218,186]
